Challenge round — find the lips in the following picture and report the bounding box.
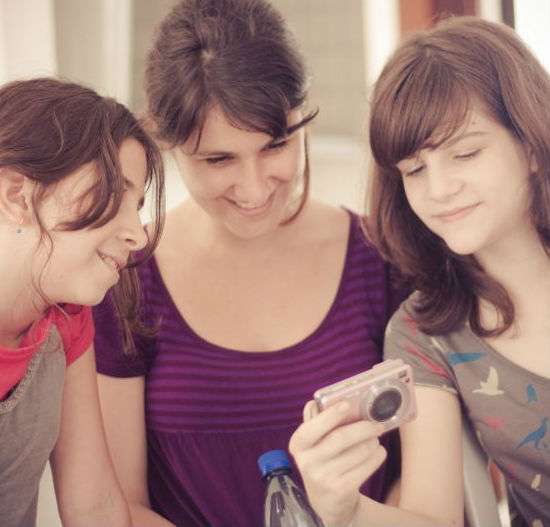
[434,203,480,222]
[226,192,275,216]
[98,251,127,273]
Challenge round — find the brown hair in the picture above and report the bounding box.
[366,16,550,337]
[0,77,165,350]
[145,0,317,221]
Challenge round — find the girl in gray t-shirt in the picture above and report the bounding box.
[290,16,550,527]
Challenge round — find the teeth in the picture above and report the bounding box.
[233,199,268,209]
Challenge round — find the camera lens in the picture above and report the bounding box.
[370,388,402,422]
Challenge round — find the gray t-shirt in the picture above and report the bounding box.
[385,293,550,527]
[0,328,65,527]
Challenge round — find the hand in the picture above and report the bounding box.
[289,400,387,527]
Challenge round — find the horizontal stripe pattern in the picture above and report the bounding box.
[140,214,388,433]
[94,211,396,527]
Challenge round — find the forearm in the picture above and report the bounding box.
[59,489,131,527]
[129,503,176,527]
[342,496,459,527]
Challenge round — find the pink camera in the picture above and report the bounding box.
[313,359,417,433]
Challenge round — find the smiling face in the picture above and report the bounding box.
[34,139,148,306]
[174,105,306,240]
[396,107,534,260]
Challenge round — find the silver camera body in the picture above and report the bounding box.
[313,359,417,432]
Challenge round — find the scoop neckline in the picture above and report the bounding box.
[148,208,358,358]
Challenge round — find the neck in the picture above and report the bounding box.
[0,233,47,348]
[475,223,550,305]
[188,200,308,257]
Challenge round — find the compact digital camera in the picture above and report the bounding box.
[313,359,417,433]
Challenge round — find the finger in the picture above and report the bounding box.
[339,444,388,490]
[303,400,319,422]
[291,401,355,451]
[311,437,381,480]
[315,420,384,460]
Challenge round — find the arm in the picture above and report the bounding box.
[50,347,131,527]
[97,371,176,527]
[349,386,463,527]
[289,386,463,527]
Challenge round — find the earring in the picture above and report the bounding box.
[16,217,23,234]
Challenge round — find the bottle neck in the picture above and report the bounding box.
[264,468,292,481]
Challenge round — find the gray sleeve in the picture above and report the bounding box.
[384,296,458,395]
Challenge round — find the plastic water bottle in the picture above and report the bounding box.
[258,449,325,527]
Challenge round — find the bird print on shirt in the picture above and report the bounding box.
[527,384,538,404]
[448,352,484,366]
[516,418,549,450]
[473,367,504,396]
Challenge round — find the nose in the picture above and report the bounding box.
[425,166,463,202]
[118,209,148,252]
[233,158,270,204]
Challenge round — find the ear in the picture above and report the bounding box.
[0,168,33,224]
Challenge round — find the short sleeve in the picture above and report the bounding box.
[55,305,95,365]
[384,294,458,394]
[93,296,152,377]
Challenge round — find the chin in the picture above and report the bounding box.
[68,286,112,307]
[444,239,482,256]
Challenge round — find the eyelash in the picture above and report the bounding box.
[205,156,229,166]
[404,165,424,177]
[268,140,288,151]
[454,149,480,160]
[403,149,481,177]
[203,140,289,166]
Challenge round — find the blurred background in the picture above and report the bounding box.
[0,0,547,525]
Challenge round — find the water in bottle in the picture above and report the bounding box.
[258,449,325,527]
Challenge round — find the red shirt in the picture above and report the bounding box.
[0,304,94,399]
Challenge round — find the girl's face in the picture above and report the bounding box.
[396,107,535,260]
[34,138,148,307]
[175,105,306,240]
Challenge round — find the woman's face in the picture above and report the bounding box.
[175,105,306,240]
[32,138,148,307]
[396,107,535,261]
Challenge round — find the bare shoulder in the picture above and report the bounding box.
[300,201,351,245]
[154,201,193,257]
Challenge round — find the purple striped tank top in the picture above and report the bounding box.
[94,211,402,527]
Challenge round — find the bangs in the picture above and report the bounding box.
[190,96,318,153]
[370,58,474,171]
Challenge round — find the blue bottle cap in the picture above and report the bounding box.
[258,449,291,477]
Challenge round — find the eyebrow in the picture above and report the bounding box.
[193,123,303,157]
[438,130,488,149]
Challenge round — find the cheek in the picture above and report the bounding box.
[272,146,304,182]
[402,182,423,216]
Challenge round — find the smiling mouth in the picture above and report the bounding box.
[227,192,275,214]
[435,203,480,222]
[98,252,123,274]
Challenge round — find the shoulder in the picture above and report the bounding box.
[51,305,94,365]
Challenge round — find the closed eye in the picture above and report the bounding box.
[404,164,424,177]
[455,149,480,160]
[266,139,288,151]
[204,155,231,165]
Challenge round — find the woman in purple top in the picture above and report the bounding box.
[93,1,400,525]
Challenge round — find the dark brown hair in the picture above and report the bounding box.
[367,16,550,337]
[0,77,165,350]
[145,0,317,221]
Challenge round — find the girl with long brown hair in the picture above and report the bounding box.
[290,16,550,527]
[0,77,164,527]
